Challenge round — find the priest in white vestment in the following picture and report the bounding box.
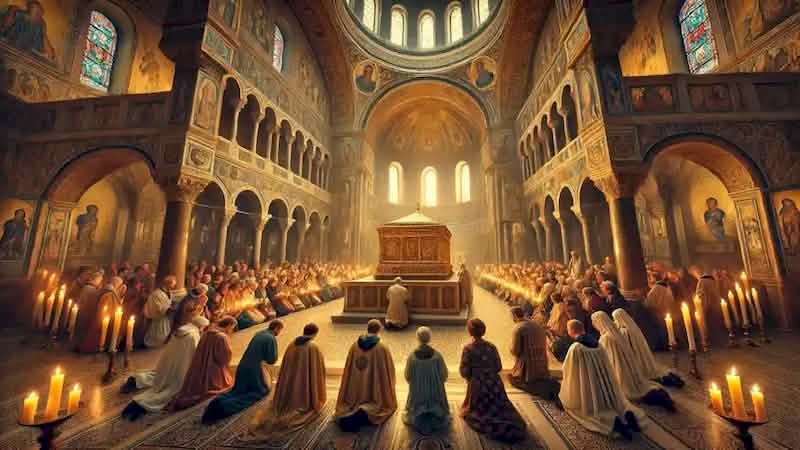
[120,314,209,420]
[592,312,675,411]
[612,309,684,388]
[143,276,177,348]
[385,277,410,329]
[560,320,645,439]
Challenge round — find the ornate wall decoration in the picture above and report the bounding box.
[606,127,640,161]
[599,59,626,115]
[192,74,219,131]
[353,60,379,94]
[735,198,771,273]
[630,85,675,113]
[688,84,734,112]
[468,56,497,91]
[574,51,601,129]
[0,200,34,262]
[185,143,214,173]
[740,27,800,72]
[726,0,799,49]
[203,26,234,65]
[563,10,590,66]
[38,205,71,269]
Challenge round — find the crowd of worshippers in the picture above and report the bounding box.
[66,260,368,354]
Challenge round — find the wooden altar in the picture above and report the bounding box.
[375,211,452,280]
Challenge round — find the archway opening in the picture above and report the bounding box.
[543,196,563,263]
[226,191,262,266]
[263,199,289,263]
[189,182,226,265]
[558,187,584,264]
[286,206,307,263]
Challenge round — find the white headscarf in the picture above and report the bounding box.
[559,343,645,436]
[612,309,666,380]
[591,311,657,400]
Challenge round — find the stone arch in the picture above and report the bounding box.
[302,139,314,179]
[303,211,323,261]
[561,85,578,141]
[291,130,305,174]
[286,205,308,263]
[189,181,227,265]
[263,198,290,263]
[237,94,260,150]
[543,195,563,263]
[219,77,242,140]
[557,185,584,264]
[549,102,566,152]
[540,115,553,161]
[278,120,293,168]
[226,190,262,265]
[578,178,612,265]
[260,107,278,161]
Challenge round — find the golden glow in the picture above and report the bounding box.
[390,6,406,46]
[388,162,402,204]
[421,167,437,207]
[419,13,436,49]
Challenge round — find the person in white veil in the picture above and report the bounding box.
[591,312,675,411]
[560,320,645,440]
[612,309,684,388]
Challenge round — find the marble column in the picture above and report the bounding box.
[216,208,236,267]
[229,99,245,145]
[296,223,310,262]
[532,220,545,262]
[553,212,569,264]
[539,216,552,262]
[574,208,594,265]
[252,214,269,268]
[156,176,208,291]
[251,111,265,153]
[270,131,279,161]
[320,224,328,261]
[278,218,294,263]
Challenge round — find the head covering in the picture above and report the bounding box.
[612,309,666,380]
[591,311,655,400]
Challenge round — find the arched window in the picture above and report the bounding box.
[363,0,378,32]
[475,0,490,26]
[388,162,403,204]
[421,167,437,207]
[679,0,719,74]
[455,161,471,203]
[419,12,435,50]
[80,11,118,92]
[447,3,464,44]
[272,26,285,71]
[390,6,407,46]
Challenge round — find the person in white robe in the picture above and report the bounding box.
[567,250,584,280]
[143,276,176,348]
[385,277,410,329]
[120,314,209,420]
[591,312,675,411]
[560,320,645,440]
[644,277,676,350]
[692,267,723,342]
[612,309,684,388]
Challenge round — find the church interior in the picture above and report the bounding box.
[0,0,799,448]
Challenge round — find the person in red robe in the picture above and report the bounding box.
[170,316,236,410]
[76,276,126,353]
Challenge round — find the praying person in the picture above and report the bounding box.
[508,307,560,399]
[202,319,285,423]
[460,318,526,442]
[143,275,177,348]
[76,275,126,353]
[403,326,450,434]
[170,316,237,411]
[612,309,684,388]
[560,319,645,440]
[335,319,397,432]
[245,323,327,441]
[385,277,410,329]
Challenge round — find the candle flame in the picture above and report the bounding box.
[741,272,747,280]
[72,383,80,391]
[721,298,727,306]
[665,313,671,320]
[129,315,135,323]
[27,391,37,398]
[695,311,701,319]
[116,307,122,313]
[730,366,737,376]
[752,384,761,393]
[735,282,741,289]
[681,302,689,310]
[711,382,718,389]
[55,366,61,375]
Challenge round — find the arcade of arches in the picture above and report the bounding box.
[1,0,800,448]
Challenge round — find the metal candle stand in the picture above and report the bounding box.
[727,329,738,348]
[713,411,768,450]
[18,408,79,450]
[688,350,702,380]
[742,324,758,347]
[669,343,678,369]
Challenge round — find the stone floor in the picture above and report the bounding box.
[0,287,798,449]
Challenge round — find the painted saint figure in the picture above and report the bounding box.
[0,208,28,259]
[703,197,726,241]
[0,0,56,60]
[74,204,99,255]
[474,60,495,89]
[779,198,800,254]
[355,64,376,93]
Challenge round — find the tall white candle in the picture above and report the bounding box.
[726,367,746,419]
[751,384,767,421]
[44,367,64,420]
[50,292,65,334]
[751,288,764,327]
[727,290,741,326]
[681,302,696,352]
[665,314,677,346]
[43,294,55,328]
[720,299,733,331]
[32,291,45,328]
[735,282,750,327]
[109,307,123,352]
[68,305,79,341]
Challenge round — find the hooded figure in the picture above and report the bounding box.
[385,277,410,329]
[335,320,397,431]
[612,309,684,388]
[592,312,675,411]
[245,323,327,442]
[121,315,209,420]
[403,326,450,434]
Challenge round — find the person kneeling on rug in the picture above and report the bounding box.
[385,277,410,330]
[404,326,451,434]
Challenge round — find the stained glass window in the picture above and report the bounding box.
[363,0,377,32]
[273,26,285,71]
[421,167,437,207]
[476,0,490,25]
[388,162,402,204]
[419,13,435,50]
[455,161,470,203]
[390,7,406,46]
[679,0,719,74]
[80,11,117,92]
[448,4,463,44]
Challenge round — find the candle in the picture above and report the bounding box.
[695,310,708,346]
[720,299,733,331]
[48,273,57,289]
[126,316,135,352]
[681,302,696,352]
[726,367,746,419]
[67,384,81,414]
[665,314,677,346]
[68,305,79,341]
[741,272,749,291]
[751,288,764,327]
[727,290,741,326]
[43,293,55,328]
[99,315,110,351]
[693,295,706,338]
[751,384,766,421]
[21,391,38,424]
[735,282,750,327]
[709,382,724,414]
[50,292,65,334]
[109,307,123,352]
[32,291,45,328]
[44,367,64,420]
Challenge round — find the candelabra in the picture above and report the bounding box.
[688,350,702,380]
[18,408,79,450]
[669,342,678,369]
[713,411,768,450]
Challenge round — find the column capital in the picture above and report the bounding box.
[594,171,647,200]
[222,208,237,223]
[160,174,209,203]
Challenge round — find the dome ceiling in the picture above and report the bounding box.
[380,99,476,154]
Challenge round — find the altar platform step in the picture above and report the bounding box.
[331,306,471,326]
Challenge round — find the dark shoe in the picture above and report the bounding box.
[613,417,633,440]
[624,411,641,433]
[121,401,146,421]
[120,376,138,394]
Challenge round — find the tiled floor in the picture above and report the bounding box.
[0,287,798,449]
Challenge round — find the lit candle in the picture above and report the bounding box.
[109,307,123,352]
[32,291,45,328]
[665,314,677,346]
[126,316,135,352]
[751,288,764,327]
[693,295,706,338]
[681,302,696,352]
[21,391,38,425]
[44,367,64,420]
[67,384,81,414]
[727,290,741,326]
[68,305,79,341]
[735,282,750,327]
[741,272,749,291]
[99,315,110,351]
[726,367,746,419]
[50,291,65,334]
[48,273,57,289]
[43,293,55,328]
[709,382,724,414]
[720,299,733,332]
[751,384,766,421]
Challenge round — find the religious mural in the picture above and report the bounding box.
[0,0,56,62]
[703,197,727,241]
[193,76,219,131]
[0,201,31,260]
[728,0,800,48]
[468,56,497,90]
[72,204,99,256]
[618,0,668,76]
[575,53,600,127]
[774,191,800,257]
[354,60,379,94]
[242,0,269,50]
[210,0,238,29]
[40,207,68,267]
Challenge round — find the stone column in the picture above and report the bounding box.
[216,208,236,267]
[252,214,269,268]
[251,111,265,153]
[156,176,208,291]
[597,175,648,298]
[559,102,575,141]
[553,212,569,264]
[278,218,295,263]
[574,208,594,265]
[532,220,545,261]
[320,224,328,261]
[539,216,552,261]
[229,99,245,145]
[296,223,310,262]
[270,131,279,161]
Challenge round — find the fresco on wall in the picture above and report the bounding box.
[575,53,600,126]
[72,204,99,256]
[211,0,237,29]
[469,56,497,90]
[728,0,800,48]
[193,76,218,130]
[744,28,800,71]
[354,60,379,94]
[704,197,727,241]
[618,0,669,76]
[774,191,800,256]
[0,0,56,62]
[242,0,269,50]
[0,201,31,260]
[40,207,68,267]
